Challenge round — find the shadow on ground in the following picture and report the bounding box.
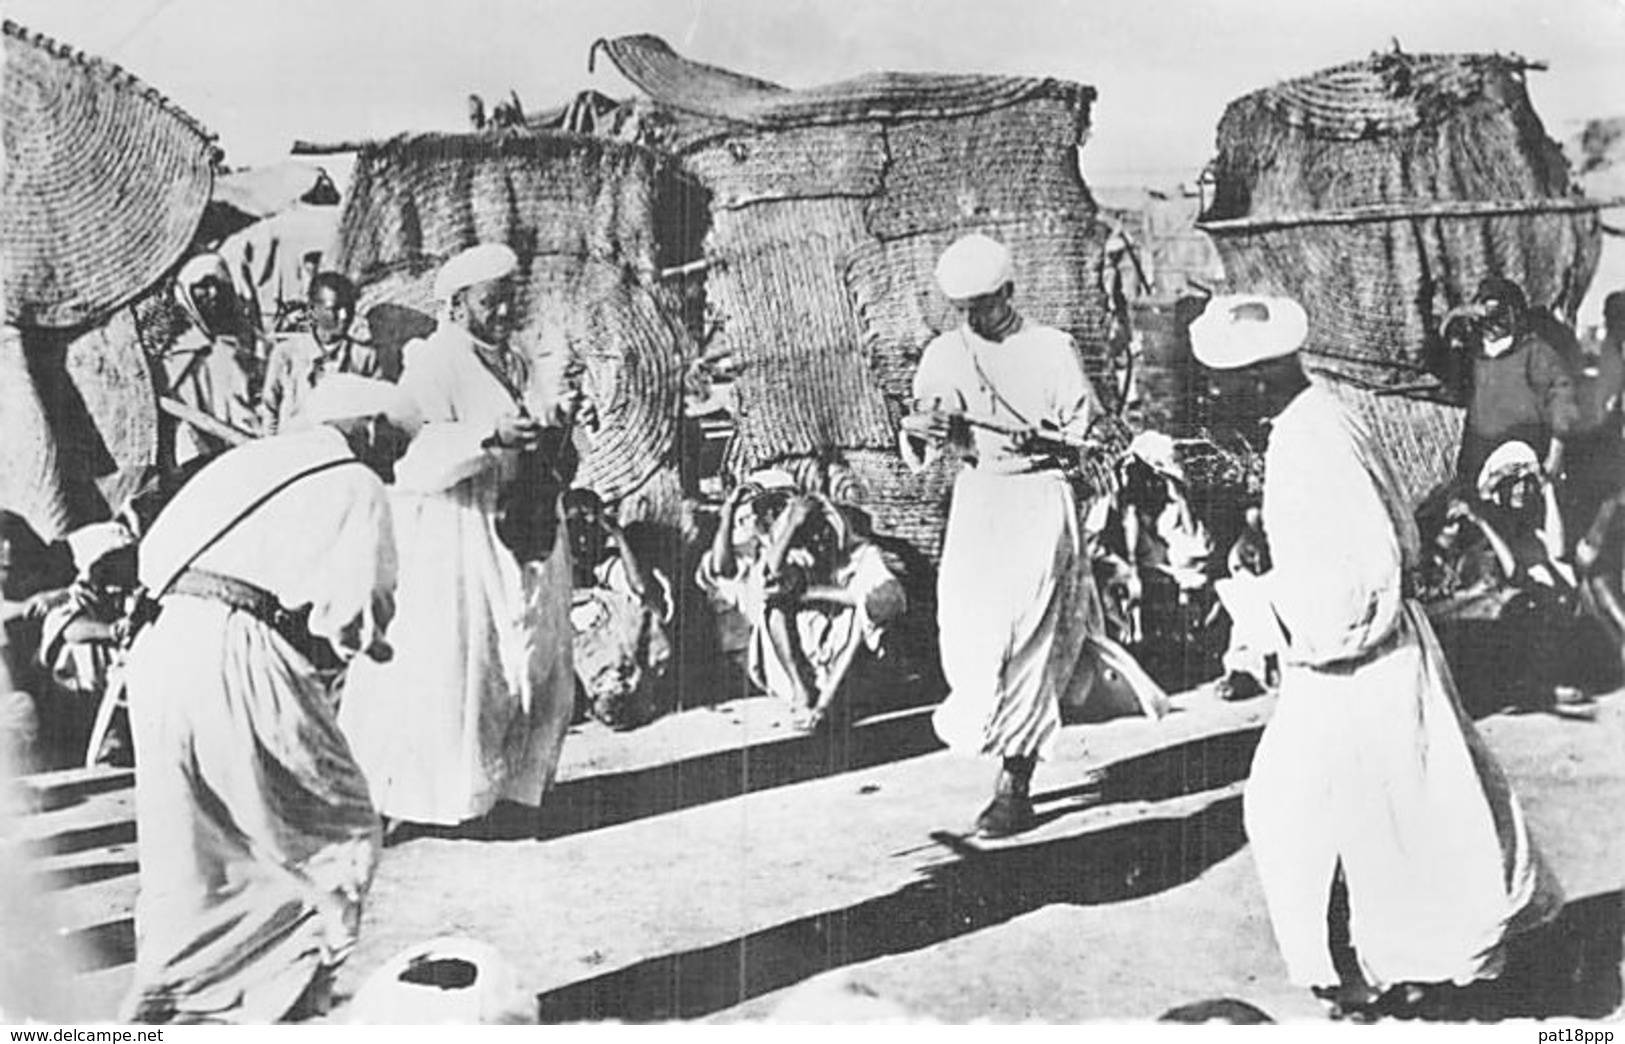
[396,701,951,846]
[533,729,1260,1023]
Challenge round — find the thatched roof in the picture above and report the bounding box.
[3,19,217,329]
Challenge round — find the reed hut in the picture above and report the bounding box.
[1198,48,1608,510]
[587,35,1114,559]
[330,131,706,523]
[2,20,217,537]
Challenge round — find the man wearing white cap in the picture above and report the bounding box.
[338,242,578,830]
[901,233,1120,839]
[119,375,415,1023]
[1191,294,1560,1018]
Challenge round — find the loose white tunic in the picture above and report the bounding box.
[1246,383,1562,990]
[338,323,575,825]
[122,429,394,1023]
[913,321,1131,758]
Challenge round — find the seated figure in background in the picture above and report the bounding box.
[563,488,673,730]
[753,492,907,730]
[695,470,798,698]
[0,513,75,774]
[697,477,906,730]
[1452,441,1601,714]
[36,521,141,767]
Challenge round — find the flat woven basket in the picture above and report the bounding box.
[3,20,216,329]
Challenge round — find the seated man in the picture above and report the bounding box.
[695,470,798,696]
[699,484,906,730]
[1455,441,1600,713]
[563,488,673,730]
[37,522,142,766]
[160,253,268,463]
[0,513,75,773]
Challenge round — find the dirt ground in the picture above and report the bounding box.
[18,679,1625,1025]
[338,686,1624,1025]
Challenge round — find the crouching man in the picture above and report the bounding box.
[120,376,418,1024]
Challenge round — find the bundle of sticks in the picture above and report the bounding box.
[900,408,1130,496]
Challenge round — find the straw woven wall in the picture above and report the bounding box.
[1200,49,1605,503]
[597,37,1110,561]
[333,132,705,515]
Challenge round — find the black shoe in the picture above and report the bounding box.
[1216,671,1265,702]
[974,792,1037,839]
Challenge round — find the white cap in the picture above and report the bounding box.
[1128,430,1183,481]
[298,374,424,436]
[1477,440,1540,498]
[433,243,518,301]
[746,468,798,493]
[934,233,1013,301]
[1189,294,1309,371]
[65,521,135,575]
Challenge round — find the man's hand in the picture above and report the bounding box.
[1575,538,1602,575]
[491,410,545,450]
[23,588,71,621]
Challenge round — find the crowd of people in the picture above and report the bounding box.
[3,223,1620,1023]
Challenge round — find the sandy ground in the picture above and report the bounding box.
[16,682,1625,1025]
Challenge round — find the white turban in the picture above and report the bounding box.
[935,233,1013,301]
[297,374,424,436]
[433,243,519,302]
[65,521,135,576]
[1477,440,1540,498]
[1128,430,1184,481]
[1189,294,1309,371]
[746,468,798,493]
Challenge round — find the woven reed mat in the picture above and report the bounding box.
[597,34,1092,131]
[683,123,885,209]
[334,132,697,283]
[844,448,956,565]
[1202,49,1602,380]
[866,96,1093,241]
[352,255,685,504]
[1323,380,1464,516]
[1211,210,1601,383]
[0,326,69,539]
[1254,50,1544,142]
[844,216,1118,406]
[705,198,896,469]
[3,20,216,329]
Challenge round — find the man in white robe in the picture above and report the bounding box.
[901,233,1166,839]
[338,243,576,828]
[120,376,415,1023]
[1192,294,1562,1017]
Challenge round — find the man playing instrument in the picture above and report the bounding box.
[901,233,1164,839]
[338,243,576,831]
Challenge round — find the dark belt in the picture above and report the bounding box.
[165,568,340,670]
